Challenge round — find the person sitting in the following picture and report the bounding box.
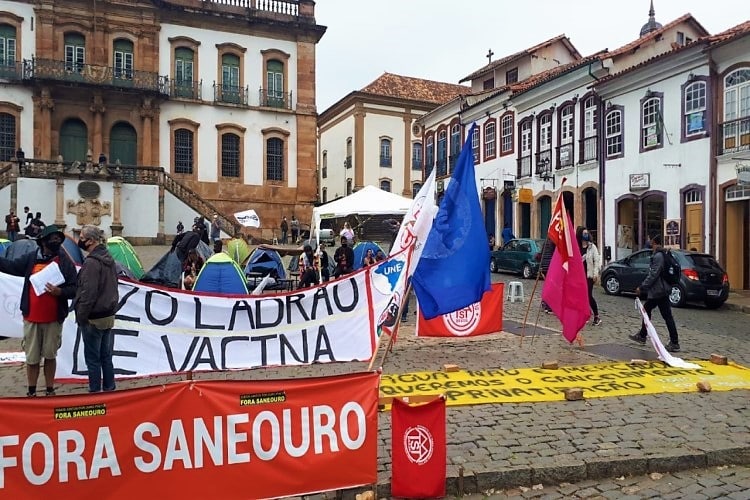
[375,250,386,262]
[298,245,319,288]
[333,236,355,278]
[317,243,331,282]
[340,222,355,244]
[182,249,204,290]
[362,248,376,267]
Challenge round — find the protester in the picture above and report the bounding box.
[298,244,320,288]
[577,226,602,326]
[210,214,221,243]
[333,236,354,278]
[280,216,288,244]
[629,234,681,352]
[501,222,515,245]
[488,234,496,251]
[290,215,300,244]
[171,228,201,262]
[644,234,653,249]
[23,206,33,235]
[375,250,386,262]
[28,212,46,238]
[5,209,20,241]
[383,218,401,250]
[317,242,331,282]
[176,220,184,235]
[340,221,355,243]
[182,249,204,290]
[0,225,77,396]
[213,239,223,254]
[362,248,376,267]
[75,225,119,393]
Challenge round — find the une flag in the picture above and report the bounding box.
[412,123,491,319]
[541,196,590,342]
[391,397,446,498]
[416,283,504,337]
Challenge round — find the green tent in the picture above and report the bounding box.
[106,236,145,279]
[226,237,251,266]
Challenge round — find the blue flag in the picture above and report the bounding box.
[412,123,491,319]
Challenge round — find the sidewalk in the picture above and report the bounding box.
[725,290,750,314]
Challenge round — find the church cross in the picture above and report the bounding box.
[486,49,495,63]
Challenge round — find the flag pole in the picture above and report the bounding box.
[368,281,412,371]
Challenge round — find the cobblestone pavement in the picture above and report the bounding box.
[1,246,749,497]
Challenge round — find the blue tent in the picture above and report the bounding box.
[0,238,10,258]
[244,248,286,279]
[4,238,37,260]
[352,241,384,270]
[141,241,212,288]
[193,253,248,295]
[62,235,84,265]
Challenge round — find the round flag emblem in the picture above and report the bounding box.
[442,302,481,336]
[403,425,434,465]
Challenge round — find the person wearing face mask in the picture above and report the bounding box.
[0,225,77,396]
[75,225,119,393]
[577,226,602,326]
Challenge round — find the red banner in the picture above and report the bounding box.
[0,372,379,500]
[416,282,503,337]
[391,397,446,498]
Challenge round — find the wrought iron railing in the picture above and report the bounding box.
[580,135,598,163]
[556,142,573,168]
[411,158,422,170]
[0,61,23,81]
[169,79,202,100]
[436,158,447,177]
[517,154,532,178]
[25,58,168,94]
[258,89,292,109]
[379,154,392,168]
[449,155,458,171]
[720,117,750,155]
[214,83,249,106]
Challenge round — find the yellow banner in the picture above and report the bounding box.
[380,361,750,407]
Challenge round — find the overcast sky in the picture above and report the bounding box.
[314,0,746,111]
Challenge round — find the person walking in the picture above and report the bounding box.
[290,215,300,244]
[578,227,602,326]
[628,234,681,352]
[280,216,288,244]
[0,225,78,396]
[5,209,20,241]
[75,225,119,393]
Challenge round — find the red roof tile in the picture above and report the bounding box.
[707,20,750,45]
[359,72,470,105]
[607,13,709,58]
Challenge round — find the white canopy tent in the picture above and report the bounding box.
[312,185,412,241]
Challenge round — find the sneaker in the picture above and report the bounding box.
[665,342,681,353]
[45,388,56,396]
[628,333,647,345]
[592,316,602,326]
[26,391,37,397]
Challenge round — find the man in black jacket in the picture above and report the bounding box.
[75,225,119,392]
[333,236,355,278]
[629,235,680,352]
[0,225,77,396]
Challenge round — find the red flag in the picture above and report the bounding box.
[391,397,446,498]
[416,283,503,337]
[541,198,590,342]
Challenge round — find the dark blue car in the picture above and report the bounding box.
[489,238,545,279]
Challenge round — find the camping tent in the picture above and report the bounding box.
[352,241,384,270]
[4,238,37,260]
[141,241,212,288]
[0,238,10,257]
[193,253,248,294]
[311,186,412,244]
[244,248,286,279]
[227,237,251,266]
[107,236,145,279]
[61,235,84,265]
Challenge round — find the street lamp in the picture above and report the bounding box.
[537,157,554,189]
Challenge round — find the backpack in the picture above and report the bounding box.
[661,250,681,286]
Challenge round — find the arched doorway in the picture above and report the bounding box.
[59,118,88,162]
[483,187,497,242]
[642,193,665,247]
[110,122,137,165]
[562,191,574,226]
[616,197,638,259]
[724,184,749,289]
[502,188,513,229]
[583,187,598,241]
[538,195,551,237]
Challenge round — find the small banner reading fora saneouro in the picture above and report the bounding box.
[54,403,107,420]
[239,391,286,406]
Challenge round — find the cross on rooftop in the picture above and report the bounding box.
[486,48,494,63]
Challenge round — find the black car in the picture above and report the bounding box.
[600,249,730,308]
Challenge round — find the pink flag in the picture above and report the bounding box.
[541,211,590,343]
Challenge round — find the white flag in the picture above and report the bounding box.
[234,209,261,228]
[635,298,699,369]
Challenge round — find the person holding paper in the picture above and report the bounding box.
[0,225,77,396]
[74,225,119,393]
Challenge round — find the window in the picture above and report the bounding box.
[605,107,624,158]
[0,112,16,162]
[684,80,707,137]
[322,187,327,203]
[676,31,685,45]
[174,47,194,96]
[425,133,434,176]
[266,137,283,181]
[265,59,284,107]
[685,190,702,204]
[471,127,480,164]
[322,150,327,178]
[412,182,422,198]
[484,120,496,160]
[506,67,518,84]
[641,93,663,150]
[64,33,85,72]
[221,133,240,177]
[581,95,597,162]
[558,104,574,168]
[520,120,532,155]
[437,129,447,175]
[0,24,17,68]
[380,179,391,192]
[221,53,241,103]
[380,137,392,167]
[174,129,193,174]
[483,78,494,90]
[412,142,422,170]
[113,39,133,80]
[449,122,461,170]
[722,68,750,153]
[500,112,514,155]
[538,112,552,170]
[346,178,352,196]
[517,118,532,178]
[345,137,352,169]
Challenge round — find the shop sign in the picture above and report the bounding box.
[630,173,650,190]
[518,188,533,204]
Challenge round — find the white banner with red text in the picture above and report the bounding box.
[0,372,379,499]
[416,283,504,337]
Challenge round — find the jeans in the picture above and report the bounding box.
[82,323,116,392]
[7,230,17,242]
[638,295,679,344]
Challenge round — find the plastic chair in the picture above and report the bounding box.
[506,281,525,303]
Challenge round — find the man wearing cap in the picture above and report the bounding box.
[75,225,119,393]
[0,225,77,396]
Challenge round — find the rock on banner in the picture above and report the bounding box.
[0,372,379,499]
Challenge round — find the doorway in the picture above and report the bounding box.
[520,203,531,238]
[538,195,551,238]
[684,189,703,252]
[583,187,598,241]
[59,118,88,162]
[643,193,665,246]
[562,191,574,226]
[110,122,137,165]
[502,189,513,229]
[725,185,749,289]
[484,196,496,242]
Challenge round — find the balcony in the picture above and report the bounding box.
[720,117,750,155]
[411,158,422,170]
[517,154,531,178]
[379,154,392,167]
[25,58,168,94]
[536,149,552,173]
[0,61,23,81]
[449,154,458,171]
[556,142,573,168]
[436,158,448,177]
[580,135,598,163]
[214,83,249,106]
[169,79,202,100]
[258,89,292,109]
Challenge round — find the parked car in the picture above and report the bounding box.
[489,238,545,279]
[600,249,730,308]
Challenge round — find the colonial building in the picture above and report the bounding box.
[0,0,325,242]
[317,73,468,207]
